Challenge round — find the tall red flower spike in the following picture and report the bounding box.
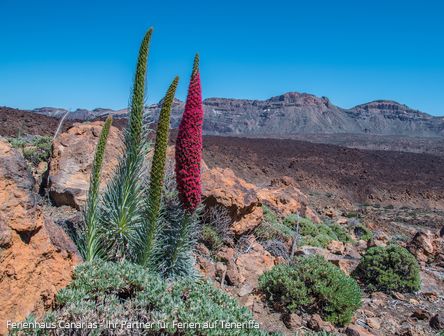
[175,54,204,212]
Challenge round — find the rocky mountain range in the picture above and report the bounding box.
[29,92,444,137]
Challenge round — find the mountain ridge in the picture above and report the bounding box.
[10,91,444,137]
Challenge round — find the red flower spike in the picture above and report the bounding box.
[175,55,204,212]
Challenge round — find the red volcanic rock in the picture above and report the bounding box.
[202,167,319,235]
[0,139,80,335]
[47,121,123,209]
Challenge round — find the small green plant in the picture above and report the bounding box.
[8,137,26,149]
[255,206,294,241]
[201,225,223,251]
[8,135,52,166]
[353,244,421,293]
[259,255,362,326]
[13,261,271,336]
[294,217,351,248]
[353,224,373,241]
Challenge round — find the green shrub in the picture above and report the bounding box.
[353,224,373,241]
[8,137,26,149]
[329,223,353,243]
[254,206,294,241]
[255,208,351,250]
[201,225,223,251]
[12,261,271,336]
[259,255,362,326]
[353,244,420,293]
[297,218,351,248]
[8,135,52,166]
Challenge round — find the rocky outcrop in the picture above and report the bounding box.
[407,229,444,264]
[0,139,80,335]
[202,167,263,235]
[202,168,319,235]
[47,121,123,209]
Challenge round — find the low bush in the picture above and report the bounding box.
[352,224,373,241]
[259,255,362,326]
[261,239,290,258]
[353,244,420,293]
[200,205,233,251]
[8,135,52,166]
[254,206,294,241]
[13,261,272,336]
[255,207,352,250]
[296,218,352,248]
[201,224,223,251]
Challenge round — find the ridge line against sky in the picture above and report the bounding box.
[1,0,443,116]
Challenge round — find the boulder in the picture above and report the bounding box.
[202,168,320,235]
[411,308,431,320]
[282,313,302,331]
[366,317,381,330]
[47,121,123,209]
[407,230,441,263]
[202,167,262,235]
[235,239,275,287]
[307,314,335,332]
[260,177,320,223]
[330,257,360,275]
[327,240,346,255]
[0,139,80,335]
[345,324,376,336]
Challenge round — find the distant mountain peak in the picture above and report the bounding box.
[354,100,409,110]
[351,100,430,118]
[267,92,333,108]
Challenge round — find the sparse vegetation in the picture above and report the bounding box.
[201,225,223,251]
[353,244,421,293]
[259,255,362,326]
[200,205,233,252]
[254,206,294,241]
[296,217,351,248]
[352,224,373,241]
[8,135,52,166]
[255,207,352,254]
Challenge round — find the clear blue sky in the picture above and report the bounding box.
[1,0,443,115]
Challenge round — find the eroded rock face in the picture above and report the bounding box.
[0,139,80,335]
[202,167,263,235]
[202,168,319,235]
[47,121,123,209]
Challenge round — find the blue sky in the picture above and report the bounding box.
[1,0,443,115]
